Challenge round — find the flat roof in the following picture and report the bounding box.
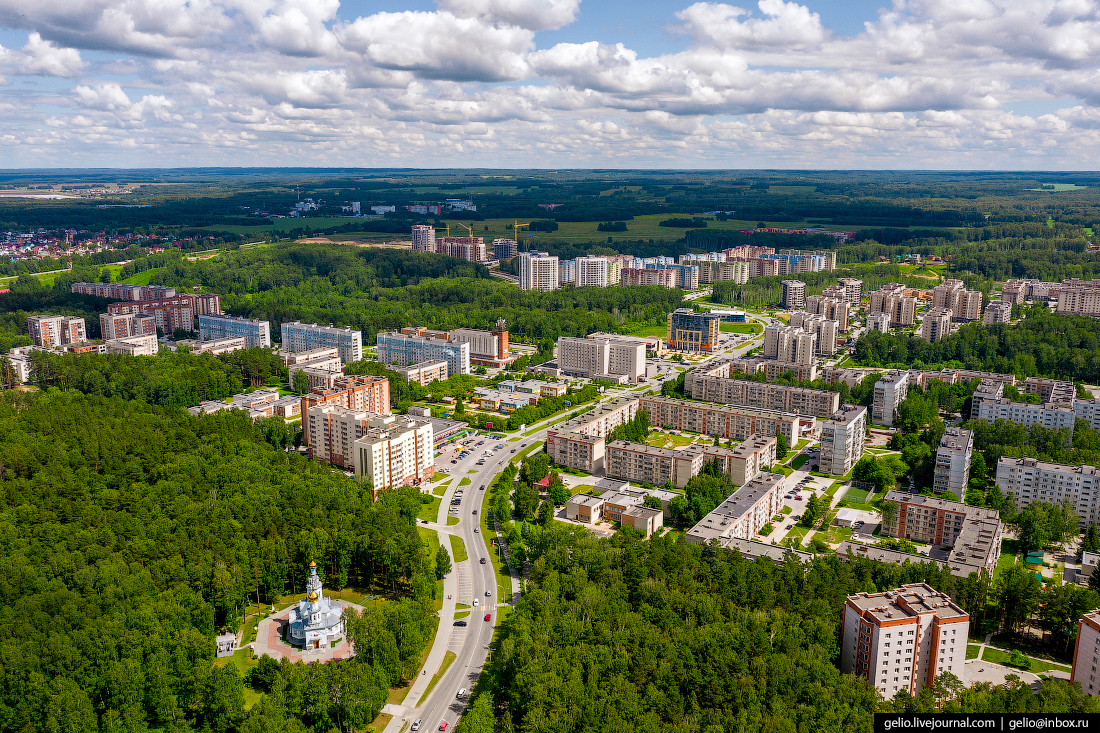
[938,427,973,452]
[847,582,967,622]
[569,493,604,507]
[686,472,785,542]
[607,440,678,458]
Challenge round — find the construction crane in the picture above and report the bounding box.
[459,223,475,239]
[513,220,531,249]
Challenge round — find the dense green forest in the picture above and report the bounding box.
[853,308,1100,383]
[0,389,437,732]
[463,531,1100,733]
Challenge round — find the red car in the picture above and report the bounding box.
[439,723,449,731]
[484,613,491,621]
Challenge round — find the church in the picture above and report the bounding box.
[287,560,346,650]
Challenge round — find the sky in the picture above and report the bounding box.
[0,0,1098,169]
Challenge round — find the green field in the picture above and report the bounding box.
[721,323,762,334]
[121,267,164,285]
[626,323,669,338]
[450,534,468,563]
[980,646,1071,673]
[418,496,441,522]
[966,644,980,660]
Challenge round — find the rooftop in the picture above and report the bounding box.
[826,404,867,425]
[686,472,785,543]
[719,537,814,565]
[846,582,967,623]
[570,493,605,507]
[938,427,974,453]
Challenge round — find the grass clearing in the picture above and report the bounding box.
[422,650,457,699]
[790,454,809,469]
[417,527,445,611]
[454,610,470,619]
[967,644,981,660]
[433,483,449,497]
[720,323,762,334]
[459,477,472,486]
[981,646,1071,674]
[627,324,670,338]
[418,496,441,523]
[120,267,163,285]
[447,516,459,526]
[450,534,468,563]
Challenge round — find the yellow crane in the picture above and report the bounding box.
[459,223,475,239]
[513,220,531,248]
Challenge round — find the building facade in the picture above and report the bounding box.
[198,314,271,348]
[376,330,470,376]
[576,256,609,288]
[280,321,363,364]
[686,372,840,417]
[820,405,868,476]
[396,360,449,385]
[932,427,973,496]
[300,376,391,447]
[780,280,806,309]
[841,584,968,699]
[1072,611,1100,695]
[410,225,436,253]
[1056,280,1100,318]
[27,315,86,347]
[763,325,817,365]
[556,336,646,383]
[983,300,1013,325]
[517,251,559,292]
[492,238,517,260]
[685,472,785,543]
[920,307,953,342]
[872,370,909,427]
[666,308,721,352]
[638,394,804,445]
[106,293,221,334]
[976,398,1077,433]
[995,457,1100,527]
[352,413,435,490]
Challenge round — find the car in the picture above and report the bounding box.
[510,449,516,453]
[421,519,430,524]
[474,527,480,533]
[480,485,485,490]
[453,620,467,627]
[855,520,865,527]
[412,720,422,731]
[457,688,466,698]
[439,723,449,731]
[450,460,457,464]
[785,524,793,529]
[480,558,486,564]
[485,589,492,596]
[796,496,804,501]
[495,444,505,450]
[473,599,479,606]
[484,613,491,621]
[472,509,478,515]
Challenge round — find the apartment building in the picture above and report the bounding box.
[761,361,818,382]
[686,371,840,417]
[777,249,837,270]
[1056,279,1100,318]
[790,312,839,356]
[198,314,271,348]
[1002,278,1059,304]
[577,256,609,287]
[1075,399,1100,430]
[557,258,576,285]
[805,295,850,331]
[983,300,1013,325]
[410,224,436,253]
[870,284,918,327]
[517,251,559,291]
[666,308,721,352]
[26,315,86,347]
[780,280,805,309]
[995,457,1100,527]
[820,404,868,476]
[931,279,981,320]
[718,436,778,485]
[439,236,485,262]
[685,472,786,543]
[872,370,909,427]
[396,360,448,385]
[837,277,863,306]
[377,330,470,376]
[71,282,176,301]
[638,394,805,445]
[556,336,646,383]
[492,238,517,260]
[449,322,514,368]
[605,441,704,489]
[285,348,342,385]
[975,398,1077,433]
[970,380,1005,418]
[621,267,676,288]
[763,325,817,365]
[920,307,953,342]
[305,404,375,468]
[300,375,391,446]
[100,312,156,341]
[932,427,973,496]
[1023,376,1077,408]
[106,293,221,334]
[546,396,640,472]
[841,584,968,699]
[280,321,363,364]
[176,337,246,355]
[280,346,340,367]
[105,334,159,357]
[1072,611,1100,695]
[881,490,1003,554]
[867,312,891,333]
[352,413,435,492]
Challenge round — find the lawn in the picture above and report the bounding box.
[120,267,164,285]
[843,486,873,505]
[720,323,762,334]
[627,324,670,338]
[433,483,449,497]
[422,651,457,699]
[572,484,597,495]
[417,527,445,611]
[459,477,472,487]
[450,534,468,563]
[790,454,809,469]
[418,496,441,523]
[966,644,981,660]
[646,432,696,448]
[981,647,1071,674]
[447,516,459,526]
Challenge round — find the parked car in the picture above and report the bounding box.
[453,620,467,627]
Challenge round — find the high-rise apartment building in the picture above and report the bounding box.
[932,279,965,311]
[376,330,470,376]
[920,307,953,342]
[976,398,1077,433]
[763,325,817,365]
[666,308,721,352]
[790,312,839,356]
[300,375,391,447]
[932,427,973,495]
[867,312,891,332]
[983,300,1012,325]
[820,404,867,476]
[577,256,609,288]
[932,279,983,320]
[492,238,517,260]
[780,280,805,309]
[872,370,908,427]
[281,321,363,364]
[352,413,435,491]
[1072,611,1100,695]
[995,457,1100,527]
[805,295,850,330]
[620,267,677,288]
[71,282,176,301]
[841,584,968,699]
[26,315,86,347]
[556,336,646,383]
[837,278,863,306]
[106,293,221,334]
[439,236,485,262]
[870,284,918,327]
[1056,279,1100,318]
[410,225,436,253]
[517,251,559,291]
[558,258,577,285]
[199,314,271,348]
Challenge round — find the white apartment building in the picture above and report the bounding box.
[763,325,817,365]
[1072,611,1100,695]
[820,404,867,476]
[790,312,839,356]
[805,295,851,331]
[411,225,436,253]
[105,334,160,357]
[396,360,448,386]
[305,404,375,469]
[841,584,969,699]
[280,321,363,363]
[1075,400,1100,430]
[872,370,909,427]
[558,258,577,285]
[376,331,470,376]
[983,300,1012,325]
[780,280,805,309]
[685,472,786,543]
[27,315,86,347]
[920,307,953,342]
[1057,280,1100,318]
[995,457,1100,527]
[932,427,973,496]
[606,257,623,285]
[976,398,1077,432]
[199,314,271,349]
[518,251,559,292]
[838,277,863,306]
[577,256,609,288]
[352,413,435,491]
[556,336,646,383]
[867,312,891,333]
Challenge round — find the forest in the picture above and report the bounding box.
[0,389,438,732]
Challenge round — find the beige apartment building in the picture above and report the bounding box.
[872,370,908,427]
[763,325,817,365]
[686,374,840,417]
[820,404,867,476]
[869,284,917,326]
[638,394,805,445]
[352,414,435,492]
[685,472,786,543]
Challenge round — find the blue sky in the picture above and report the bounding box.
[0,0,1097,168]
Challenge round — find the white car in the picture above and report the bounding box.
[473,599,479,607]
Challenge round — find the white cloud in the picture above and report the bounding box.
[676,0,826,51]
[18,33,86,77]
[436,0,581,31]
